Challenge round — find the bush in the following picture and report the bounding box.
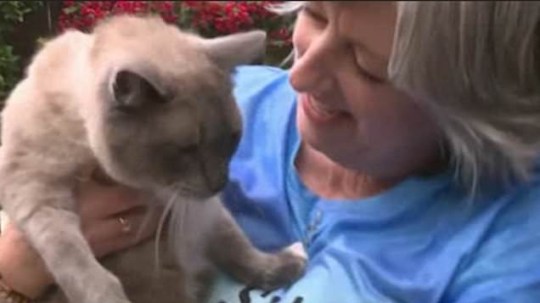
[0,1,296,103]
[0,1,42,101]
[57,1,295,65]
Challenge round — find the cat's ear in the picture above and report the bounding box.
[111,70,167,111]
[201,30,267,70]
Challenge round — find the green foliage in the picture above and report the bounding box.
[0,1,42,101]
[0,45,19,100]
[1,1,39,24]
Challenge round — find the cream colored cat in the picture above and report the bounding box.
[0,15,305,303]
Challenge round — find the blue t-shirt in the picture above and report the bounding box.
[208,66,540,303]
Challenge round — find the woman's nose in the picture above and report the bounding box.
[289,32,335,94]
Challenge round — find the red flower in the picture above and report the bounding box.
[57,0,294,56]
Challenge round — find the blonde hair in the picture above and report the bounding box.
[389,1,540,193]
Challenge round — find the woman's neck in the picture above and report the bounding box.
[295,143,400,200]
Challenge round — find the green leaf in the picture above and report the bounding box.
[63,6,79,15]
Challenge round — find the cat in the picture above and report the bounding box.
[0,15,306,303]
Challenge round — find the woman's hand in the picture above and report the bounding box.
[77,178,160,259]
[0,172,161,299]
[0,218,52,299]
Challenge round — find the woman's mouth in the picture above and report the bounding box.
[301,94,346,123]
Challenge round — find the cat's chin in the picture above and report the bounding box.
[155,185,219,202]
[184,190,221,201]
[179,191,216,201]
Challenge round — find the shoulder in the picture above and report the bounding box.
[445,174,540,302]
[232,65,295,113]
[229,65,297,158]
[233,65,290,91]
[482,172,540,238]
[222,65,299,250]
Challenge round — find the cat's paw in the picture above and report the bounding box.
[254,242,307,291]
[284,242,308,261]
[91,290,131,303]
[87,287,131,303]
[82,273,132,303]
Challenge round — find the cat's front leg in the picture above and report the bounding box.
[0,177,131,303]
[201,199,307,291]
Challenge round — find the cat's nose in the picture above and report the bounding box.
[225,129,241,157]
[209,177,227,193]
[203,168,228,193]
[231,129,241,147]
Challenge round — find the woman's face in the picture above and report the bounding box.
[290,1,443,179]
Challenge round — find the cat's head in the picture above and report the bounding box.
[85,15,266,198]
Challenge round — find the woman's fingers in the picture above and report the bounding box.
[0,224,54,297]
[83,205,162,258]
[76,168,163,258]
[77,179,143,221]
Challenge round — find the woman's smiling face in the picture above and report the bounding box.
[290,1,443,179]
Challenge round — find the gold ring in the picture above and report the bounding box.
[118,216,132,234]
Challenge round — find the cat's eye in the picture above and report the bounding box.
[160,143,198,159]
[178,144,198,154]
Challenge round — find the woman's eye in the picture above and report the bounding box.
[353,53,386,84]
[355,65,386,83]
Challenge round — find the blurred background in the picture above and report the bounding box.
[0,1,296,103]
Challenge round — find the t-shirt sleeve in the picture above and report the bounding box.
[209,65,303,302]
[221,65,300,251]
[444,185,540,303]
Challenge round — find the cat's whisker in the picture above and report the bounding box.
[170,192,193,269]
[135,215,149,242]
[135,196,157,242]
[153,188,179,276]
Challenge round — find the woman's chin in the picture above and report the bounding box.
[298,118,344,161]
[298,105,350,150]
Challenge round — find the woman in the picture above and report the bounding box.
[2,1,540,302]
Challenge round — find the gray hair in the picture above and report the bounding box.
[389,1,540,193]
[267,1,305,15]
[272,1,540,193]
[267,1,305,67]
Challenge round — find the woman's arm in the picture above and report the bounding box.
[0,177,160,300]
[0,223,52,299]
